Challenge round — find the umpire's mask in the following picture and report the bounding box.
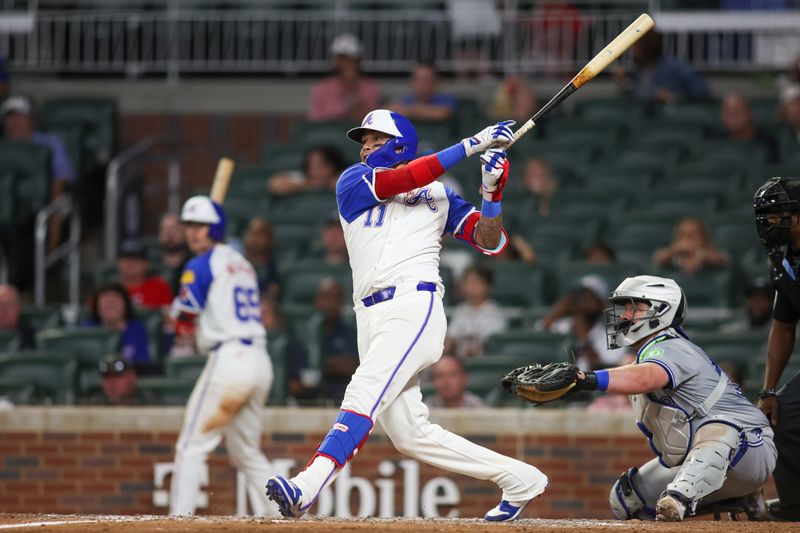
[754,177,800,258]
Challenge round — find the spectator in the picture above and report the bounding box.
[652,217,730,275]
[116,240,173,310]
[158,213,191,295]
[242,217,280,300]
[541,275,625,369]
[587,350,636,412]
[445,266,508,358]
[389,62,458,122]
[84,283,151,366]
[488,73,536,124]
[715,93,780,162]
[446,0,501,78]
[584,241,616,265]
[308,34,381,122]
[522,158,558,217]
[0,284,35,349]
[426,355,486,408]
[260,295,311,403]
[778,84,800,150]
[614,30,710,104]
[309,216,348,266]
[0,56,8,96]
[289,278,359,404]
[92,356,152,406]
[268,145,347,197]
[720,278,774,334]
[1,96,76,249]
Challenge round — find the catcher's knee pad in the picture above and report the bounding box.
[314,410,374,469]
[610,467,656,520]
[666,422,740,509]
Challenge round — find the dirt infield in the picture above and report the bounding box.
[0,515,798,532]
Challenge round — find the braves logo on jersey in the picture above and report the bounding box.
[403,187,438,212]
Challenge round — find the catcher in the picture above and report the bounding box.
[503,275,776,521]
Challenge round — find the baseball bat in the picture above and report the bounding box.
[507,13,654,147]
[209,157,235,204]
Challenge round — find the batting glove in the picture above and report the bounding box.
[480,148,510,202]
[462,120,515,158]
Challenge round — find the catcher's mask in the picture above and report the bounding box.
[753,177,800,258]
[605,275,686,349]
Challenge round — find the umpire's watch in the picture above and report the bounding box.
[758,388,778,399]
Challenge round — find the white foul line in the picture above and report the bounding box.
[0,516,161,530]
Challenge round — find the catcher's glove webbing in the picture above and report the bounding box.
[501,362,598,405]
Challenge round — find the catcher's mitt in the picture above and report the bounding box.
[502,362,595,405]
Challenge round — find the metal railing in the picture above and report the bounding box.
[34,194,80,309]
[105,137,181,262]
[2,6,800,77]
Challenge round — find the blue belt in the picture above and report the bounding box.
[361,281,437,308]
[211,338,253,351]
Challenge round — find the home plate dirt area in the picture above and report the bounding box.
[0,515,798,532]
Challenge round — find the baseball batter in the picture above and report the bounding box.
[169,196,277,516]
[593,276,776,521]
[266,109,547,521]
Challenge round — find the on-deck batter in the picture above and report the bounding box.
[169,196,277,516]
[266,109,547,521]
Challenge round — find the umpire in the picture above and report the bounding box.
[753,177,800,521]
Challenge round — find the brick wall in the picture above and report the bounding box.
[0,408,776,518]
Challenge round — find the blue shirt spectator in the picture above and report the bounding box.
[0,56,8,95]
[31,131,75,184]
[84,282,152,366]
[389,62,458,122]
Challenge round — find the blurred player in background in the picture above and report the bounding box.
[267,110,547,522]
[168,196,277,516]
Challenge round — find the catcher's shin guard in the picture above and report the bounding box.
[610,467,655,520]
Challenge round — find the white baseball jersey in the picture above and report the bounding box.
[337,162,504,303]
[174,243,266,352]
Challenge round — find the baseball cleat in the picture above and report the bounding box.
[484,499,529,522]
[265,476,305,518]
[656,493,687,522]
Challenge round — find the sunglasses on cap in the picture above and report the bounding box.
[98,359,129,376]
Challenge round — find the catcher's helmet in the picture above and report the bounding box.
[753,177,800,257]
[605,275,686,349]
[180,195,226,241]
[347,109,418,169]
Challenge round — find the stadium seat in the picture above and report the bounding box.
[524,216,602,251]
[281,261,352,306]
[692,332,767,367]
[39,97,117,168]
[488,262,550,307]
[266,331,289,406]
[135,308,165,361]
[574,97,647,123]
[270,191,338,223]
[0,331,19,353]
[556,262,641,296]
[711,218,762,257]
[136,377,194,406]
[631,126,704,156]
[260,144,306,174]
[0,376,34,405]
[656,101,719,129]
[228,166,271,199]
[0,352,77,404]
[36,328,121,364]
[659,269,735,309]
[484,330,571,361]
[0,140,52,215]
[166,355,207,383]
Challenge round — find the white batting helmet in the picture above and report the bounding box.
[604,275,686,349]
[180,196,226,241]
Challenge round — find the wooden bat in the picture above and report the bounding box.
[507,13,655,147]
[209,157,235,204]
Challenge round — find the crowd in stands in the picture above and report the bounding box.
[3,26,800,409]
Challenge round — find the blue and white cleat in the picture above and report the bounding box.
[265,476,305,518]
[484,499,529,522]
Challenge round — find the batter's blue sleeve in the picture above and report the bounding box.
[443,186,477,236]
[175,251,214,313]
[336,163,381,223]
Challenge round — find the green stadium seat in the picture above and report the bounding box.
[0,171,15,227]
[692,332,767,367]
[711,218,762,257]
[557,262,641,296]
[659,269,735,308]
[484,330,571,361]
[166,355,207,383]
[647,193,720,216]
[281,261,352,306]
[0,140,51,215]
[574,97,647,123]
[39,97,117,168]
[0,376,34,404]
[266,331,289,405]
[228,166,270,199]
[271,191,338,223]
[415,121,455,149]
[488,262,549,307]
[631,126,704,156]
[0,331,19,353]
[260,144,306,173]
[0,352,77,404]
[36,328,121,364]
[136,377,194,406]
[135,308,165,361]
[656,101,719,129]
[224,196,270,236]
[524,216,602,250]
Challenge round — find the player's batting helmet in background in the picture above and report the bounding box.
[347,109,418,169]
[180,195,226,241]
[754,177,800,258]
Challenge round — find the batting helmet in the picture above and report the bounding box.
[604,275,686,349]
[180,196,226,241]
[347,109,418,169]
[754,177,800,257]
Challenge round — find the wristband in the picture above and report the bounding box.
[595,369,610,392]
[481,199,502,218]
[758,388,777,399]
[436,143,467,170]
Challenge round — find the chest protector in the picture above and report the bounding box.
[631,373,729,467]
